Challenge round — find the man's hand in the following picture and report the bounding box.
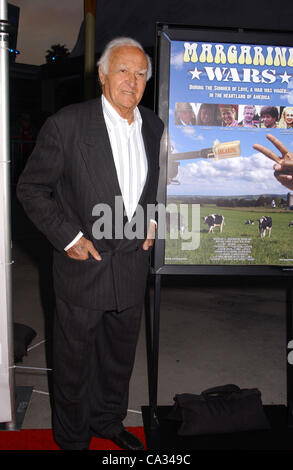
[142,221,156,251]
[253,134,293,191]
[66,236,102,261]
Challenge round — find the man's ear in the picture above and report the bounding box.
[98,67,105,86]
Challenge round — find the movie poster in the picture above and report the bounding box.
[165,39,293,266]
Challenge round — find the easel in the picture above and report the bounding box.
[143,271,293,450]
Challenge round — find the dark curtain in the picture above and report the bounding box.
[70,0,293,58]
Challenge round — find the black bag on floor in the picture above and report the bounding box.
[168,384,270,435]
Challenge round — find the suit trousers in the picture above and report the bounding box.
[52,296,143,450]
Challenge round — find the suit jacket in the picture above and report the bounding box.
[17,97,164,311]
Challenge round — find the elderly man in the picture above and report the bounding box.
[17,37,164,451]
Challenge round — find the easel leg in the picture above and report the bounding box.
[286,282,293,428]
[144,273,153,406]
[145,273,161,430]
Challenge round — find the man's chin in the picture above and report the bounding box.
[118,100,139,115]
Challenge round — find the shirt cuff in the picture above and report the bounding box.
[64,232,83,251]
[150,219,157,227]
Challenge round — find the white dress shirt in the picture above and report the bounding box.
[64,95,150,251]
[102,95,148,220]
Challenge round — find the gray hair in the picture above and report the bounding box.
[244,105,255,111]
[97,37,152,81]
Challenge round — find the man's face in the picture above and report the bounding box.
[99,46,148,120]
[221,108,236,126]
[243,107,254,123]
[262,113,276,128]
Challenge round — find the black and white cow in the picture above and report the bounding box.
[203,214,224,233]
[289,221,293,227]
[245,219,254,225]
[258,216,272,238]
[166,212,186,235]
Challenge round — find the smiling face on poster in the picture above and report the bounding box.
[158,33,293,269]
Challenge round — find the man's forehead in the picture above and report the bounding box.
[116,61,147,72]
[109,46,147,65]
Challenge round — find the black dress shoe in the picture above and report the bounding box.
[111,429,144,451]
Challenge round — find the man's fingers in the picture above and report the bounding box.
[276,160,293,172]
[274,172,293,190]
[142,239,149,250]
[88,244,102,261]
[266,133,290,156]
[67,246,89,260]
[253,143,281,163]
[275,172,293,180]
[253,134,293,164]
[142,238,154,251]
[67,237,101,261]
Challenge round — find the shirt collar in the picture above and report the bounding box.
[102,94,142,127]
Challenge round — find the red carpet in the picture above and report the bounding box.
[0,427,146,450]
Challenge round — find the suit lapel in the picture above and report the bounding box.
[79,97,122,206]
[79,98,155,214]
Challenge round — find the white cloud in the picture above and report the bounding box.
[170,51,184,70]
[175,152,282,195]
[180,127,204,141]
[282,80,293,103]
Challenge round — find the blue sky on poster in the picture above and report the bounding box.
[167,39,293,196]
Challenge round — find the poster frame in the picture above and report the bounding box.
[152,23,293,277]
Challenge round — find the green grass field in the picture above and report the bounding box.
[165,204,293,265]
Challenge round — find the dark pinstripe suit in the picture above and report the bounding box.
[17,97,164,449]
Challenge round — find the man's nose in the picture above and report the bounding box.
[127,72,137,87]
